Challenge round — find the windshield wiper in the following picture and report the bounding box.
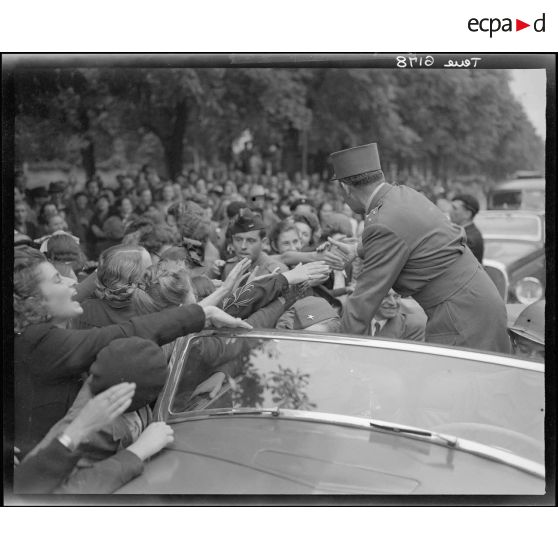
[206,406,281,417]
[369,419,458,448]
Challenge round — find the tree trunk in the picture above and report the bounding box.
[163,99,188,180]
[80,138,96,179]
[282,126,300,179]
[78,105,96,178]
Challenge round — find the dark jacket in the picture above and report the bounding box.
[376,311,426,342]
[463,222,484,263]
[24,379,149,494]
[14,304,205,456]
[14,439,143,495]
[171,274,300,395]
[73,297,139,329]
[342,184,510,353]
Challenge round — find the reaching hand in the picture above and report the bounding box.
[211,259,226,277]
[327,236,359,263]
[191,372,226,399]
[282,262,330,285]
[221,257,252,293]
[203,305,253,330]
[63,382,136,446]
[127,422,175,461]
[320,251,347,270]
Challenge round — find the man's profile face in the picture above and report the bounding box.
[450,200,471,226]
[375,289,401,320]
[232,230,263,261]
[338,181,364,214]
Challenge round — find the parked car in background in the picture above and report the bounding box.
[116,330,545,495]
[487,172,545,212]
[476,210,545,304]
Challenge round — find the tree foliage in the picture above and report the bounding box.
[14,66,544,183]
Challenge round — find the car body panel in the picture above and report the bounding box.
[116,417,544,495]
[116,330,545,495]
[475,211,546,303]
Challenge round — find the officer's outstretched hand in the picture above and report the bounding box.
[327,237,359,264]
[282,262,330,285]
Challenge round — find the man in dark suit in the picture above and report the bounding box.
[450,194,484,263]
[371,289,425,342]
[327,142,510,353]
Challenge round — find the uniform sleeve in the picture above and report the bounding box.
[53,450,144,494]
[221,274,289,319]
[401,312,426,342]
[33,304,206,382]
[341,224,409,336]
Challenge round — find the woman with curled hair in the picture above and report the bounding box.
[73,244,152,329]
[44,232,87,276]
[13,246,252,457]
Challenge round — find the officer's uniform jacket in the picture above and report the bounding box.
[342,184,510,353]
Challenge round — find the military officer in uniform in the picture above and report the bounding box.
[212,208,288,281]
[327,142,511,353]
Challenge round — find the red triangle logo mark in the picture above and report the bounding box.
[516,19,530,31]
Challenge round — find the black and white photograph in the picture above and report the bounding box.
[2,53,554,505]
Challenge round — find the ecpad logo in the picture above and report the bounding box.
[468,13,545,37]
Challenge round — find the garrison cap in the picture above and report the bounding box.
[49,181,67,194]
[30,186,50,198]
[329,142,382,181]
[229,208,265,235]
[293,297,339,329]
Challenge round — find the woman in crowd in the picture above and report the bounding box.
[85,178,101,203]
[15,201,38,239]
[156,183,177,215]
[13,245,252,457]
[15,381,173,494]
[24,337,175,494]
[292,212,321,251]
[134,223,179,266]
[73,244,153,329]
[37,202,60,237]
[116,196,138,230]
[67,192,94,254]
[318,200,334,224]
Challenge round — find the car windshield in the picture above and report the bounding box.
[165,333,544,462]
[475,213,542,239]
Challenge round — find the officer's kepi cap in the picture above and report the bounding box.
[229,208,265,235]
[329,142,382,181]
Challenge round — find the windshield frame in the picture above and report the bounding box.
[155,329,544,423]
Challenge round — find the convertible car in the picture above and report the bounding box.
[476,210,545,305]
[117,330,545,495]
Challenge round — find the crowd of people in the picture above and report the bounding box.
[11,147,545,495]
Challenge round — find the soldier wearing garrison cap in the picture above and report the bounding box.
[327,142,510,353]
[216,208,288,281]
